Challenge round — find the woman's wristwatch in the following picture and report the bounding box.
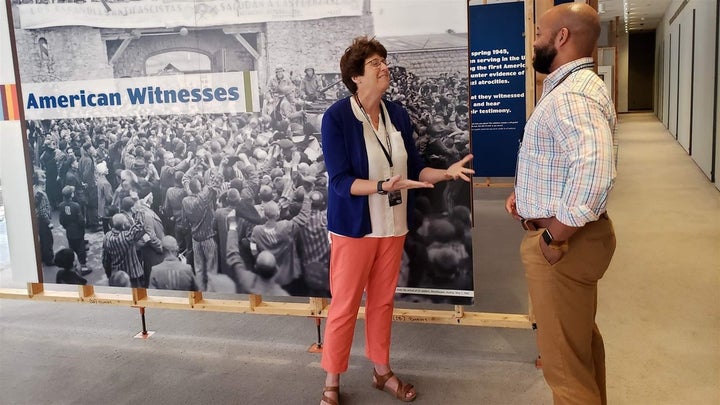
[377,179,388,195]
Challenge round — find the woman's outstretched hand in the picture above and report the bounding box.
[444,154,475,182]
[385,175,434,191]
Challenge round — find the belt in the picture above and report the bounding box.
[521,212,608,231]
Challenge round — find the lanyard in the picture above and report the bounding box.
[354,94,393,169]
[541,62,595,100]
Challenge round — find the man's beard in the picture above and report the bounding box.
[532,44,557,74]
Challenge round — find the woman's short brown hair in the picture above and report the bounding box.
[340,36,388,94]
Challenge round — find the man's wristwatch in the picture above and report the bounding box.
[377,179,388,195]
[541,228,568,251]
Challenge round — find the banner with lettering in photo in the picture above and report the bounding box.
[23,73,259,119]
[468,1,525,177]
[16,0,365,29]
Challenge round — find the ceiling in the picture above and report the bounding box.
[597,0,674,32]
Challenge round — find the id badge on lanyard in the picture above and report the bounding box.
[356,95,402,207]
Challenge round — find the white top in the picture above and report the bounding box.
[350,96,409,237]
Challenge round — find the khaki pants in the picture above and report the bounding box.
[521,216,616,405]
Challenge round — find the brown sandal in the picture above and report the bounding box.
[321,386,339,405]
[372,369,417,402]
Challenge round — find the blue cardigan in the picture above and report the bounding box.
[321,97,426,237]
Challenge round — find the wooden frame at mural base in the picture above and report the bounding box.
[0,283,531,329]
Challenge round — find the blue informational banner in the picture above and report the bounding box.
[468,1,526,177]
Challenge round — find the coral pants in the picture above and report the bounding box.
[320,233,406,374]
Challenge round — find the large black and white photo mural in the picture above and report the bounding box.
[9,0,473,304]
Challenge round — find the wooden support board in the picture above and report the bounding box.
[0,283,531,329]
[473,177,514,189]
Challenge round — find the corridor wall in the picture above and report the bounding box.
[656,0,718,184]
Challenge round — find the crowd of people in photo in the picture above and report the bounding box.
[27,63,473,302]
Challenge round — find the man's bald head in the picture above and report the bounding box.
[534,3,600,71]
[188,177,202,194]
[112,214,129,230]
[161,235,179,255]
[555,3,600,56]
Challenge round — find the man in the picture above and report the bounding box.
[39,138,61,208]
[246,250,288,296]
[134,186,165,287]
[273,87,307,127]
[64,155,87,220]
[106,136,127,189]
[214,188,238,282]
[111,169,138,210]
[163,170,189,255]
[33,169,54,266]
[78,143,99,231]
[249,200,303,295]
[182,160,221,291]
[300,66,322,101]
[53,248,87,285]
[102,213,148,288]
[149,236,197,291]
[266,65,293,98]
[292,190,330,297]
[505,4,616,405]
[96,161,114,233]
[59,185,90,275]
[225,185,264,293]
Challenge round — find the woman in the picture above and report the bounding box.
[319,36,474,405]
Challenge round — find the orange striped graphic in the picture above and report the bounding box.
[8,84,19,120]
[2,84,21,121]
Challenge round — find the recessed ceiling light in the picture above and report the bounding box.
[623,0,629,33]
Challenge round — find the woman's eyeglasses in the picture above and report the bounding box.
[365,58,389,68]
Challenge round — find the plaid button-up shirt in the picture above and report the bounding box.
[515,57,617,227]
